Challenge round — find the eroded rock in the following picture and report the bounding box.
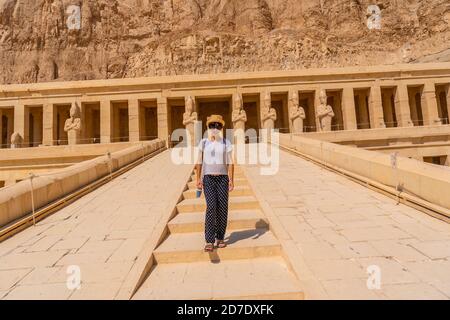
[0,0,449,84]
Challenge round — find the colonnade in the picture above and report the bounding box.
[0,76,449,148]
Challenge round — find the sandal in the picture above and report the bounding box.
[204,243,214,252]
[216,240,227,248]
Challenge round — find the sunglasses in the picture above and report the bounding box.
[208,122,223,130]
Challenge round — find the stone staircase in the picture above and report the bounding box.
[133,167,304,300]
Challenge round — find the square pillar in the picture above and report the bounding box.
[341,87,357,130]
[13,102,25,141]
[287,90,295,133]
[313,89,321,131]
[100,99,112,143]
[369,84,386,128]
[394,83,413,127]
[157,97,169,142]
[259,92,267,129]
[128,99,140,142]
[422,81,442,126]
[42,103,54,146]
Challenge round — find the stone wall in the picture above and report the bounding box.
[0,141,142,186]
[299,125,450,146]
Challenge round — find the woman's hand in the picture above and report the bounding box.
[197,179,203,190]
[229,180,234,192]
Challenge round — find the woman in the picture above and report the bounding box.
[196,115,234,252]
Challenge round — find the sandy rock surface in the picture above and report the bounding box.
[0,0,449,84]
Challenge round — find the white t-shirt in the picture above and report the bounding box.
[198,137,233,176]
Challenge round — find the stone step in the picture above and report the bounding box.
[133,257,304,300]
[153,228,281,264]
[168,210,269,233]
[183,185,253,199]
[176,196,259,213]
[187,178,248,189]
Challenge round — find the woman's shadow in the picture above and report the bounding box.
[208,219,268,263]
[224,220,268,245]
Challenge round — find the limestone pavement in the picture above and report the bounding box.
[0,150,193,300]
[243,148,450,299]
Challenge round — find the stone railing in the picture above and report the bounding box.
[279,134,450,212]
[299,125,450,147]
[0,142,142,166]
[0,139,166,228]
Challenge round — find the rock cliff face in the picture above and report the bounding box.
[0,0,449,84]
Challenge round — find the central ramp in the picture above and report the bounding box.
[133,168,304,300]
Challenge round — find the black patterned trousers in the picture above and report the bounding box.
[203,175,229,244]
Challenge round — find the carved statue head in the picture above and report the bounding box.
[10,132,23,145]
[185,96,194,113]
[233,93,243,111]
[70,102,81,118]
[319,89,328,105]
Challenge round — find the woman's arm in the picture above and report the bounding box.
[196,140,203,189]
[196,163,203,189]
[227,141,235,192]
[228,163,234,192]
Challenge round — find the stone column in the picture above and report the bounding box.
[100,99,112,143]
[13,102,26,144]
[259,91,268,129]
[313,89,321,131]
[421,81,442,126]
[287,90,295,133]
[157,97,169,142]
[394,83,413,127]
[341,87,357,130]
[42,103,54,146]
[408,89,419,124]
[128,99,140,142]
[369,84,386,128]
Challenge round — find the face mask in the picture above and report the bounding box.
[209,128,220,137]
